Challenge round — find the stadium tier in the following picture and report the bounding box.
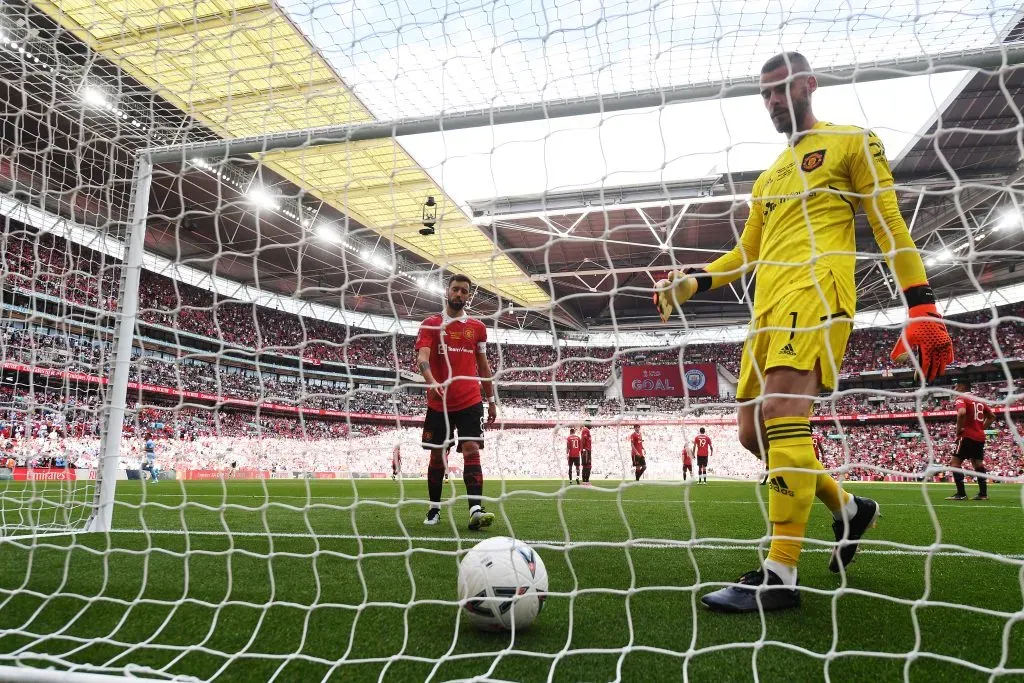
[1,0,1023,681]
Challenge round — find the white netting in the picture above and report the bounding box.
[0,0,1023,680]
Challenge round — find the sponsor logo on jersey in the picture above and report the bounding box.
[685,368,707,391]
[801,149,826,172]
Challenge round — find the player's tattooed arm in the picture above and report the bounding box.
[417,347,443,402]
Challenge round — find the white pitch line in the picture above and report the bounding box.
[114,493,1024,510]
[86,529,1024,560]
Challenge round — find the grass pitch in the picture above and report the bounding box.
[1,478,1023,682]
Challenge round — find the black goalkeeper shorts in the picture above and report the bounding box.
[697,456,709,468]
[421,403,484,452]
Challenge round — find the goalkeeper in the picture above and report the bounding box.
[654,52,953,613]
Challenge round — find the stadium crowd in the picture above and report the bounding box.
[5,230,1024,386]
[1,229,1023,481]
[1,379,1021,480]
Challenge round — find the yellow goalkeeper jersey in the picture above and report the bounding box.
[707,121,927,318]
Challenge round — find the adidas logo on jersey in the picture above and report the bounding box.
[779,343,796,357]
[768,476,795,497]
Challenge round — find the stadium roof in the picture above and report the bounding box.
[32,0,550,309]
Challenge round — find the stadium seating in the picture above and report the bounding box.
[5,230,1024,383]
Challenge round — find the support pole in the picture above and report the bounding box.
[148,44,1024,164]
[85,156,152,533]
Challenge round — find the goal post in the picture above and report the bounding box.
[84,157,152,534]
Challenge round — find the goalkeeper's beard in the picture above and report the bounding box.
[447,297,466,312]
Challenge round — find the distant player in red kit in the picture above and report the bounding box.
[947,379,995,501]
[693,427,713,484]
[415,274,498,530]
[391,443,401,480]
[630,425,646,481]
[580,421,593,485]
[567,428,582,484]
[682,443,693,481]
[812,431,827,462]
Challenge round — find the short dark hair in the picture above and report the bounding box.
[570,427,576,433]
[634,424,640,429]
[448,274,472,288]
[954,378,971,390]
[699,427,706,434]
[760,52,811,75]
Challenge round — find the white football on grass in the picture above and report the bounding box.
[457,536,548,631]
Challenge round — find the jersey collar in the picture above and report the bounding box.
[442,310,469,325]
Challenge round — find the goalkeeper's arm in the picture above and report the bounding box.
[853,131,953,381]
[653,204,763,322]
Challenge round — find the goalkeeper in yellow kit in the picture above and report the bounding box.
[654,52,953,613]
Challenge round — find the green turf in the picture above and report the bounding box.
[1,479,1023,682]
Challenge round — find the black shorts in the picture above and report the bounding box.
[683,461,693,471]
[632,456,646,468]
[421,403,484,452]
[697,456,709,468]
[581,452,592,467]
[955,437,985,462]
[568,456,581,465]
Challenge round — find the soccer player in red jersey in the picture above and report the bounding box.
[692,427,713,484]
[682,444,693,481]
[415,274,497,530]
[947,379,995,501]
[630,425,646,481]
[811,432,826,462]
[567,428,582,484]
[580,421,593,485]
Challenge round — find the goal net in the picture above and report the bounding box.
[1,0,1024,680]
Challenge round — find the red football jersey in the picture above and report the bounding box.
[956,396,989,442]
[580,427,592,450]
[693,435,712,457]
[630,432,644,456]
[682,448,692,466]
[812,434,826,461]
[415,314,488,412]
[567,435,582,457]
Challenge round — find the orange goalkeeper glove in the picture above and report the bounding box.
[890,285,953,382]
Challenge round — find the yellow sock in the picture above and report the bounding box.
[814,463,851,513]
[768,521,807,567]
[763,417,817,569]
[804,403,852,512]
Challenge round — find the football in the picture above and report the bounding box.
[457,536,548,631]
